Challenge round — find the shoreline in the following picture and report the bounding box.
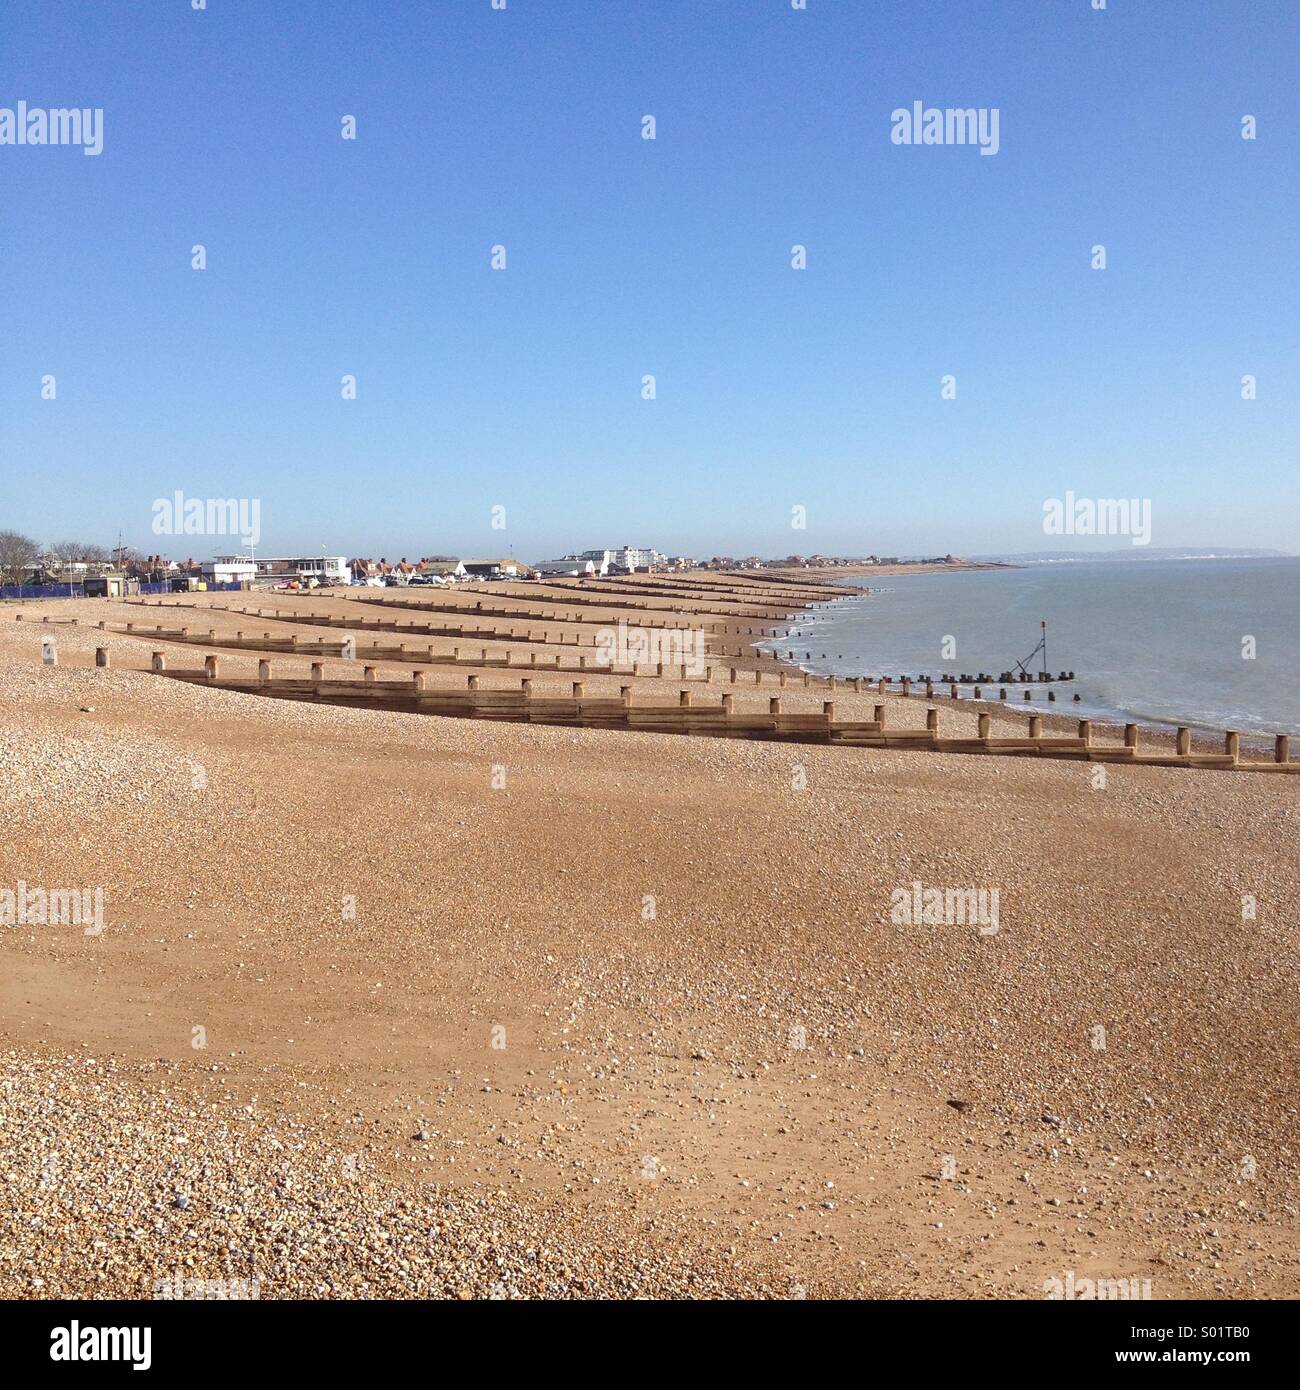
[744,572,1293,753]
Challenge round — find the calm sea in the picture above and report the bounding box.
[762,557,1300,737]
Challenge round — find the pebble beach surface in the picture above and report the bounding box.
[1,584,1296,1300]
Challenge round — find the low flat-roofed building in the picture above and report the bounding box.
[244,555,350,584]
[204,557,258,585]
[533,556,596,577]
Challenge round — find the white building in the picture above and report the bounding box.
[534,556,599,578]
[607,545,665,572]
[578,549,614,574]
[203,557,258,585]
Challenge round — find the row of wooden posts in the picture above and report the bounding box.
[104,623,1111,702]
[108,627,841,685]
[122,602,778,659]
[99,646,1296,772]
[352,587,791,621]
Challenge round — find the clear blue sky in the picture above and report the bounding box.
[2,0,1296,561]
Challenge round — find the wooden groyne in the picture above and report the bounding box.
[119,605,726,653]
[114,653,1299,774]
[525,578,828,615]
[102,623,730,681]
[124,596,732,634]
[115,605,792,662]
[351,588,784,621]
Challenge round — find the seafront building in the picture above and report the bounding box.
[209,554,350,585]
[534,555,603,577]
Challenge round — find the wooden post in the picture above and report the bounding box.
[95,647,110,668]
[1176,727,1191,756]
[730,667,738,684]
[1029,715,1042,739]
[414,671,427,691]
[779,671,787,688]
[950,684,959,699]
[925,708,938,732]
[258,659,271,684]
[1078,719,1092,747]
[1276,734,1291,764]
[1225,731,1240,763]
[977,712,991,738]
[924,680,933,698]
[901,677,911,696]
[678,689,691,707]
[311,661,324,684]
[1124,724,1137,747]
[722,693,734,714]
[679,662,687,679]
[877,678,886,695]
[151,651,166,671]
[1023,689,1032,701]
[204,655,219,682]
[828,675,837,692]
[999,688,1007,700]
[521,678,532,697]
[874,704,886,725]
[289,634,298,648]
[769,697,782,715]
[803,673,810,688]
[973,686,982,700]
[656,662,664,677]
[620,685,632,706]
[755,670,762,684]
[363,665,376,683]
[573,681,585,698]
[823,700,835,723]
[854,678,864,694]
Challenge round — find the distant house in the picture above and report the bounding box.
[578,549,613,575]
[533,556,596,578]
[462,558,524,579]
[419,558,468,580]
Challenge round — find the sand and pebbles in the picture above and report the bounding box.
[1,577,1296,1300]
